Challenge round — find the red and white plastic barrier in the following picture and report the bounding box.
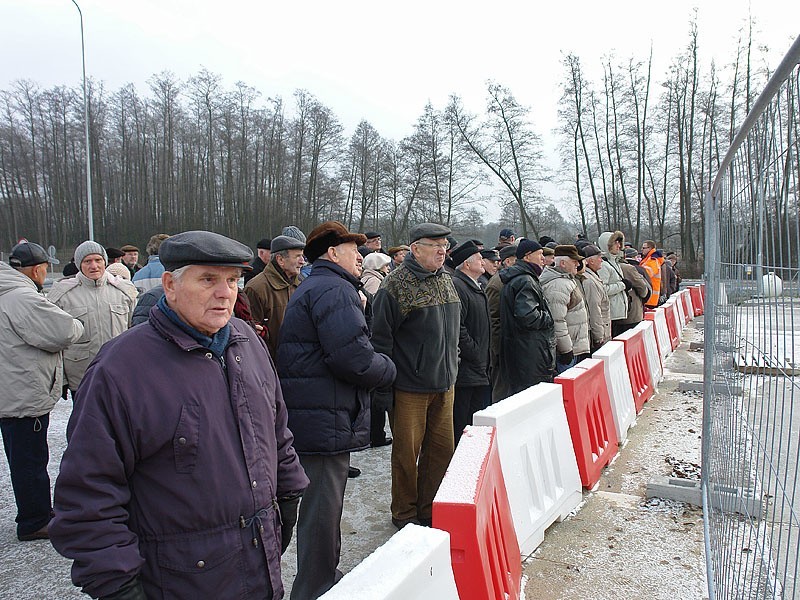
[673,295,688,330]
[689,285,704,316]
[635,320,663,387]
[555,359,619,489]
[680,290,694,323]
[664,302,681,351]
[592,341,637,443]
[318,525,459,600]
[613,327,655,413]
[645,307,671,364]
[433,426,522,600]
[472,383,582,555]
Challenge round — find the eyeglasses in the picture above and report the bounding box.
[414,241,450,250]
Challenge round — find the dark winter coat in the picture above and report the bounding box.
[131,284,164,326]
[495,260,555,401]
[452,269,490,387]
[372,253,460,393]
[50,307,309,600]
[276,260,396,455]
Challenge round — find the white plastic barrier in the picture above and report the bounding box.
[635,320,663,387]
[652,308,671,362]
[591,341,636,443]
[472,383,582,556]
[318,524,459,600]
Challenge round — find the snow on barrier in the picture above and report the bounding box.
[664,301,681,351]
[318,524,459,600]
[689,285,704,316]
[592,341,636,443]
[433,426,522,600]
[472,383,582,556]
[635,320,663,387]
[555,359,619,489]
[644,307,671,363]
[613,327,655,413]
[681,289,694,323]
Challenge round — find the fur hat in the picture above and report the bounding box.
[304,221,367,263]
[554,245,582,261]
[74,240,108,266]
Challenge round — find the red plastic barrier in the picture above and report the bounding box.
[554,359,619,489]
[700,283,706,302]
[680,291,693,322]
[664,303,680,350]
[613,328,655,413]
[689,286,704,316]
[433,426,522,600]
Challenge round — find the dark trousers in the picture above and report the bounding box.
[453,385,491,446]
[613,321,635,336]
[0,414,52,537]
[291,453,350,600]
[370,396,389,446]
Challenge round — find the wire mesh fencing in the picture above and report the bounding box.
[703,36,800,599]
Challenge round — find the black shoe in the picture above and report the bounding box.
[391,517,421,530]
[18,525,49,541]
[371,436,393,448]
[348,466,361,478]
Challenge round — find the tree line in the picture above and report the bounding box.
[0,16,787,276]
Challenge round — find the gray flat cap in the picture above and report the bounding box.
[159,231,253,271]
[271,235,305,253]
[409,223,452,243]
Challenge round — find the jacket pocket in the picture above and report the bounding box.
[414,344,425,375]
[173,404,202,474]
[109,302,130,332]
[155,528,245,598]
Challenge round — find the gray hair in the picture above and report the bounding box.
[554,255,572,268]
[169,264,242,284]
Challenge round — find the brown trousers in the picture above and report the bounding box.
[389,387,455,521]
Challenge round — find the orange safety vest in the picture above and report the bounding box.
[640,249,664,308]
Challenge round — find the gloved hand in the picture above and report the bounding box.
[278,495,301,554]
[101,577,146,600]
[557,350,574,365]
[621,278,633,291]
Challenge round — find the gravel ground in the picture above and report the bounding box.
[0,318,707,599]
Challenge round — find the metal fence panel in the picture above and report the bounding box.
[704,36,800,599]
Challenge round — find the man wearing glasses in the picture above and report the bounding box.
[372,223,460,530]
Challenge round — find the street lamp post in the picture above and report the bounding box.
[70,0,94,241]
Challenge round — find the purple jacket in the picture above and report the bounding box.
[51,307,309,599]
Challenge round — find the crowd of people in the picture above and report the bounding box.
[0,223,681,599]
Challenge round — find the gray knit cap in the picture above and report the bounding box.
[74,240,108,266]
[282,225,307,244]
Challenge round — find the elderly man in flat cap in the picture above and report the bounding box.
[539,245,590,371]
[50,231,309,600]
[244,235,306,359]
[495,239,555,401]
[450,241,491,446]
[0,242,84,542]
[276,221,396,600]
[372,223,460,530]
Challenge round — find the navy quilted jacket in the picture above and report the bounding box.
[276,260,396,455]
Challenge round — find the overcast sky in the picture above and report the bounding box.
[1,0,798,216]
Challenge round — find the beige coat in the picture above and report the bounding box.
[539,266,590,356]
[578,268,611,350]
[360,268,386,296]
[49,271,137,391]
[243,260,300,358]
[0,263,84,417]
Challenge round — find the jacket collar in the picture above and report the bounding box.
[264,260,298,290]
[310,260,363,289]
[453,268,482,291]
[403,252,445,280]
[149,302,248,353]
[76,271,108,287]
